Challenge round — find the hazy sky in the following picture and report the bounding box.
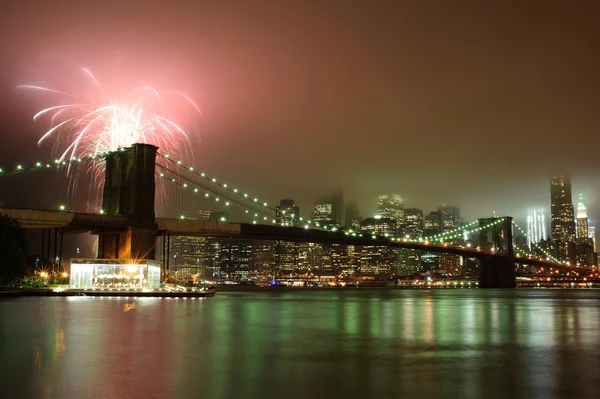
[1,0,599,226]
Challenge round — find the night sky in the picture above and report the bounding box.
[1,0,600,226]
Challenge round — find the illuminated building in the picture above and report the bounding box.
[438,205,461,232]
[249,241,275,279]
[314,190,344,226]
[424,211,441,237]
[377,194,404,230]
[358,246,395,276]
[169,236,210,279]
[526,209,547,248]
[275,241,298,276]
[298,243,332,273]
[420,252,439,273]
[218,238,252,281]
[550,174,576,261]
[276,199,300,226]
[360,217,396,236]
[70,259,161,289]
[313,203,335,226]
[403,208,424,239]
[576,193,589,241]
[397,250,421,276]
[589,226,596,252]
[331,244,349,274]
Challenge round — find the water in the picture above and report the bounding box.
[1,289,600,399]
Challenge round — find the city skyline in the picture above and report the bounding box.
[0,1,599,226]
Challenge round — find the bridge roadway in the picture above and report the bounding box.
[156,218,559,269]
[0,207,570,269]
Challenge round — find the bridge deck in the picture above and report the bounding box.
[0,208,572,269]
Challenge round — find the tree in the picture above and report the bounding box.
[0,214,28,286]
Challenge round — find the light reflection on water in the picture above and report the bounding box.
[1,290,600,399]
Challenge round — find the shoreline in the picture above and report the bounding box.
[0,288,216,298]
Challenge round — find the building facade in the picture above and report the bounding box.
[403,208,424,240]
[276,199,300,226]
[550,174,576,260]
[438,205,461,232]
[377,194,404,230]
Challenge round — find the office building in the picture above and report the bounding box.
[314,190,344,226]
[169,236,211,280]
[276,199,300,226]
[576,194,589,241]
[403,208,424,239]
[377,194,404,228]
[550,174,576,260]
[218,238,252,281]
[360,217,397,236]
[313,203,336,226]
[424,211,441,237]
[438,205,461,232]
[589,226,596,252]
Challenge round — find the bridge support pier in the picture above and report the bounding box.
[479,255,516,288]
[98,226,156,260]
[97,143,158,261]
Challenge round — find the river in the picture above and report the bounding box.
[1,289,599,398]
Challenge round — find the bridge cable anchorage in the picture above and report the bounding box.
[155,168,275,224]
[511,221,561,264]
[156,153,320,227]
[0,154,100,178]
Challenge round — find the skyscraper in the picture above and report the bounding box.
[526,209,547,248]
[314,190,344,226]
[377,194,404,221]
[438,205,461,232]
[550,174,576,260]
[313,203,335,226]
[360,217,397,236]
[218,238,252,281]
[589,227,597,252]
[276,199,300,226]
[403,208,424,239]
[424,211,441,237]
[576,193,589,241]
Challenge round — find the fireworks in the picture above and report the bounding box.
[19,68,200,168]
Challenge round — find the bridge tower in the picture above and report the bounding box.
[98,143,158,260]
[477,217,516,288]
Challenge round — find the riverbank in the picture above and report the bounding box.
[0,287,216,298]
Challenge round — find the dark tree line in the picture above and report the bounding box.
[0,214,28,286]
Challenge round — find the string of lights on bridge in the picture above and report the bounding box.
[422,220,481,242]
[0,151,570,268]
[512,221,561,264]
[155,167,274,224]
[0,155,99,176]
[158,153,324,227]
[513,243,537,260]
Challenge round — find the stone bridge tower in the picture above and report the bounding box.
[98,143,158,260]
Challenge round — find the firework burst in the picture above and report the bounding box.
[19,68,201,209]
[19,68,200,172]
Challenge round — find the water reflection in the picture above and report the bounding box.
[1,290,600,399]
